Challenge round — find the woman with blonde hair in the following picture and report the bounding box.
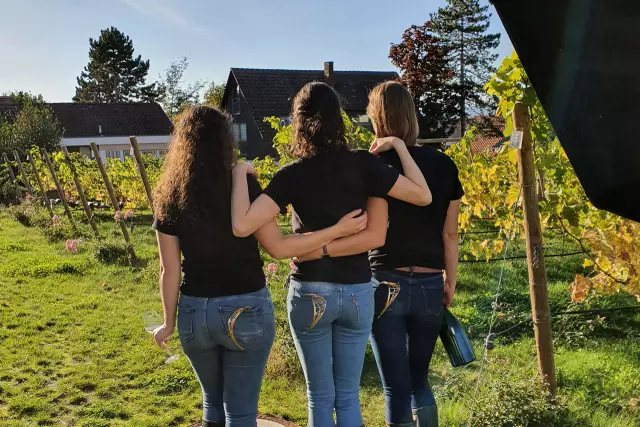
[368,82,463,426]
[151,105,369,427]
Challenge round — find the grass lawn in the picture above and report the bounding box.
[0,207,638,426]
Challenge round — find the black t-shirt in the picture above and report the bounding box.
[152,176,265,298]
[369,146,464,271]
[264,149,400,284]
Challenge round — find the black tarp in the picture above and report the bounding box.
[491,0,640,221]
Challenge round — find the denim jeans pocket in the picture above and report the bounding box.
[420,281,445,317]
[289,289,330,332]
[177,304,195,343]
[219,305,264,351]
[350,283,375,323]
[374,281,400,318]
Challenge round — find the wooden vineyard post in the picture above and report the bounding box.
[27,153,54,217]
[13,150,33,194]
[42,148,76,231]
[2,152,21,195]
[90,142,135,258]
[62,146,100,239]
[129,136,154,211]
[513,102,557,395]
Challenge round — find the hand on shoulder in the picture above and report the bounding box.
[369,137,404,154]
[232,161,257,176]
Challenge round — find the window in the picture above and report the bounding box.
[106,150,121,159]
[232,98,241,115]
[357,114,370,124]
[233,123,247,142]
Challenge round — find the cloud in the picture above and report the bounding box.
[119,0,207,33]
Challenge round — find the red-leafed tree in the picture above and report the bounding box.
[389,22,459,138]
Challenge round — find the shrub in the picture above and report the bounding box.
[41,223,74,242]
[94,241,134,266]
[471,373,570,427]
[7,199,39,226]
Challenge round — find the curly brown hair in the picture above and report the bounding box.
[290,82,347,159]
[153,105,236,223]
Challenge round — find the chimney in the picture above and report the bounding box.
[324,61,334,87]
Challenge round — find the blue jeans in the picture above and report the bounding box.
[287,279,375,427]
[370,270,445,427]
[178,287,276,427]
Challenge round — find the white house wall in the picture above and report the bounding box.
[62,135,171,161]
[62,135,170,147]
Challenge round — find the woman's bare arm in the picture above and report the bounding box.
[253,210,367,260]
[231,164,281,237]
[443,199,460,307]
[296,198,388,261]
[153,231,181,348]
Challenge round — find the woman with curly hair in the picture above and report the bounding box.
[151,105,368,427]
[231,81,432,427]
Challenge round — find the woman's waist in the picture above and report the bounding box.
[394,266,441,273]
[372,268,443,284]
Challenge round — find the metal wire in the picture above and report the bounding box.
[466,190,522,427]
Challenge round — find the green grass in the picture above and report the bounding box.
[0,207,639,426]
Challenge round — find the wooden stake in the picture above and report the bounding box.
[129,136,154,211]
[41,148,76,231]
[13,150,33,194]
[90,142,135,257]
[62,146,100,239]
[513,102,556,395]
[27,153,54,217]
[2,153,20,193]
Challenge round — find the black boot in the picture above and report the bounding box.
[202,420,225,427]
[413,405,438,427]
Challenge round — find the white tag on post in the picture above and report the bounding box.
[510,130,523,149]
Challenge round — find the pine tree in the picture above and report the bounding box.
[430,0,500,134]
[389,23,459,138]
[74,27,158,103]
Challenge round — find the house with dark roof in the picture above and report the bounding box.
[417,116,507,155]
[0,98,173,161]
[220,62,397,159]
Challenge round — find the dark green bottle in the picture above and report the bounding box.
[439,307,476,367]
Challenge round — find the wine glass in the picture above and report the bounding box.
[142,310,180,364]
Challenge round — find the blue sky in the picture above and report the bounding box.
[0,0,513,102]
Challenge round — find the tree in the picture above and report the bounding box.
[203,82,226,108]
[430,0,501,134]
[389,22,459,138]
[0,92,63,153]
[74,27,158,103]
[156,57,206,119]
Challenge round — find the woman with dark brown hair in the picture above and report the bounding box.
[231,81,432,427]
[151,105,368,427]
[315,81,463,427]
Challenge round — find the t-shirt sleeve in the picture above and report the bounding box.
[152,216,179,236]
[358,151,400,198]
[451,162,464,200]
[263,165,295,210]
[247,175,263,203]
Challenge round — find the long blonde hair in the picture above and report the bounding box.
[367,81,419,146]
